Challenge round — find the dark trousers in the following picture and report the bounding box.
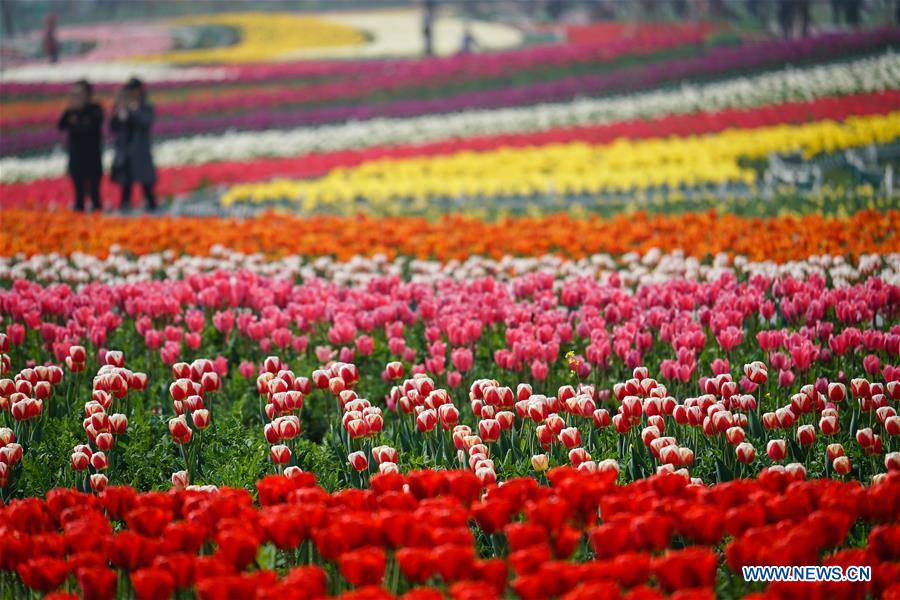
[72,176,101,211]
[119,178,157,210]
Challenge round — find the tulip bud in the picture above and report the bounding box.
[90,451,108,470]
[621,396,642,419]
[372,445,398,465]
[592,408,610,428]
[385,362,404,380]
[192,409,211,430]
[348,451,368,471]
[796,424,816,447]
[69,345,87,363]
[785,462,806,480]
[885,415,900,437]
[885,452,900,472]
[270,444,291,465]
[346,418,370,439]
[105,350,124,368]
[597,459,619,474]
[531,454,549,472]
[856,427,875,448]
[0,427,15,446]
[517,383,532,401]
[171,470,189,490]
[735,442,756,463]
[725,426,745,446]
[826,443,844,461]
[198,371,219,393]
[568,447,591,467]
[95,432,114,452]
[659,445,680,466]
[815,413,837,436]
[90,473,108,492]
[832,456,851,475]
[108,413,128,435]
[478,419,501,443]
[284,466,303,479]
[559,427,581,449]
[827,382,846,403]
[415,410,437,433]
[378,462,399,475]
[495,410,515,431]
[476,466,496,485]
[168,415,192,444]
[766,439,786,461]
[71,451,90,471]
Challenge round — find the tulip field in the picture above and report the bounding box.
[2,7,900,600]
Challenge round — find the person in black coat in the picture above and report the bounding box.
[111,78,157,212]
[57,79,104,212]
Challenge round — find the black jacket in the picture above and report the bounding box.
[57,103,104,179]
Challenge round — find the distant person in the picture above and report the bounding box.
[459,22,478,54]
[423,0,435,56]
[111,78,157,212]
[42,12,58,63]
[57,80,103,212]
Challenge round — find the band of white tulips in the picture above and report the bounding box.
[2,249,897,289]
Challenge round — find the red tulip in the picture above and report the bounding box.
[832,456,852,475]
[827,443,844,461]
[385,361,404,380]
[886,416,900,436]
[766,439,786,461]
[109,413,128,435]
[171,470,189,490]
[17,557,70,592]
[95,433,114,452]
[77,567,117,600]
[558,427,581,449]
[478,419,500,443]
[131,568,176,600]
[372,445,398,465]
[416,409,437,433]
[338,546,386,587]
[735,442,755,463]
[348,451,368,471]
[796,424,816,446]
[168,416,192,444]
[885,452,900,472]
[568,447,591,467]
[90,452,108,470]
[725,426,745,445]
[856,427,875,448]
[270,445,291,465]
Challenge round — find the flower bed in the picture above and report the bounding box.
[3,28,897,156]
[1,209,898,260]
[0,248,899,597]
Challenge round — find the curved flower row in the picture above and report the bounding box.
[1,209,898,261]
[129,12,368,64]
[4,88,897,210]
[4,28,898,157]
[0,21,718,130]
[4,51,898,184]
[219,111,900,207]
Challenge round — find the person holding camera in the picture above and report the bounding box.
[110,78,158,212]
